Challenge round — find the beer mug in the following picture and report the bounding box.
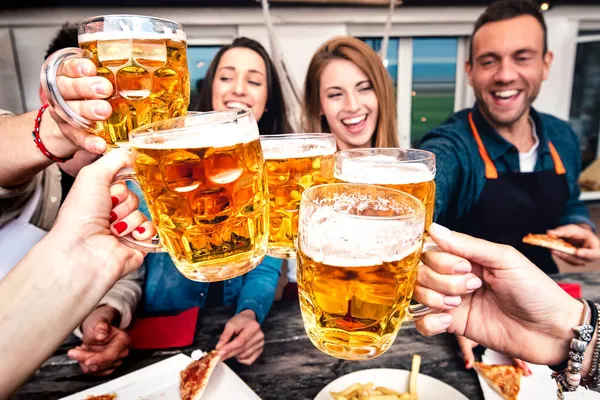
[297,183,430,360]
[116,109,269,282]
[41,14,190,148]
[260,133,336,259]
[334,148,436,231]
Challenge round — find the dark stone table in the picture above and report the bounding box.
[13,272,600,400]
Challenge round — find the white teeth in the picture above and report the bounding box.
[494,90,519,99]
[226,101,249,109]
[342,115,367,125]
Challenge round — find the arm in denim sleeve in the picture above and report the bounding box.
[420,129,465,223]
[236,256,282,324]
[559,127,596,231]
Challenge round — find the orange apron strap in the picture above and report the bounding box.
[468,112,498,179]
[548,141,566,175]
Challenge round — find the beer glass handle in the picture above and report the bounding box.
[111,167,164,253]
[40,47,102,133]
[407,239,440,319]
[408,303,432,319]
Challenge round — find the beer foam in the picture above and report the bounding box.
[298,193,424,268]
[79,16,186,44]
[335,155,434,184]
[79,30,186,44]
[261,138,336,159]
[132,122,259,149]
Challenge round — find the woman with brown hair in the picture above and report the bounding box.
[302,36,399,149]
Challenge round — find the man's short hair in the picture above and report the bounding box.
[45,22,78,60]
[469,0,548,64]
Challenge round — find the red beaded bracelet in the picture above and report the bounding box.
[32,104,74,163]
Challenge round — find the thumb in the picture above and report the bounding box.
[428,223,520,270]
[457,336,475,369]
[216,322,237,350]
[546,224,582,239]
[77,149,134,187]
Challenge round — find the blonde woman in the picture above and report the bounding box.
[302,36,399,149]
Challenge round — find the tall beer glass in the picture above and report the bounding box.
[297,183,427,360]
[117,109,268,282]
[260,133,336,259]
[41,14,190,148]
[334,148,436,231]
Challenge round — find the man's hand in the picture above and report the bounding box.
[548,224,600,266]
[67,305,130,376]
[41,58,113,158]
[215,310,264,365]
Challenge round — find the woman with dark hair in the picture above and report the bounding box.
[192,37,292,135]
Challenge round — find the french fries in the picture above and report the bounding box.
[329,354,421,400]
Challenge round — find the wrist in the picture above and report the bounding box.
[38,108,78,159]
[550,296,585,366]
[239,309,257,320]
[39,230,119,295]
[95,305,120,325]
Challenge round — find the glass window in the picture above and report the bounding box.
[187,45,222,109]
[569,39,600,169]
[410,38,458,147]
[359,37,399,88]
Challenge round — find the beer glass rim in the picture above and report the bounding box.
[259,133,335,140]
[79,14,185,31]
[302,183,425,220]
[128,109,253,139]
[335,148,435,164]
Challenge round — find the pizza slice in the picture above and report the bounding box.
[85,394,117,400]
[180,350,220,400]
[522,233,577,255]
[473,362,523,400]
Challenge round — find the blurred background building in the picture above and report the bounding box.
[0,0,598,171]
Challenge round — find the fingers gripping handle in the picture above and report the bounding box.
[408,240,441,319]
[40,47,102,133]
[112,167,163,253]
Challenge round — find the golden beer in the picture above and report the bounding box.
[261,134,336,259]
[297,184,425,360]
[42,16,189,147]
[80,35,189,147]
[334,149,436,230]
[130,110,268,282]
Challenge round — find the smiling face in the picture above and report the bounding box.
[467,15,553,128]
[319,59,379,150]
[211,47,269,121]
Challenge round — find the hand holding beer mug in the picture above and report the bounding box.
[114,109,268,282]
[297,183,430,360]
[41,14,190,148]
[260,133,336,259]
[334,149,436,230]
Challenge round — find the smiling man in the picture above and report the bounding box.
[420,0,600,371]
[421,0,599,272]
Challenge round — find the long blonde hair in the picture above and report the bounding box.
[302,36,399,148]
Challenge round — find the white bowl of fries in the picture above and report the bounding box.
[315,355,467,400]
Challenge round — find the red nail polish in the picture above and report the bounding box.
[113,221,128,234]
[111,196,119,207]
[465,361,471,369]
[109,211,117,224]
[135,226,146,234]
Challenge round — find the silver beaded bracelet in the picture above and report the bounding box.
[582,302,600,392]
[552,298,594,400]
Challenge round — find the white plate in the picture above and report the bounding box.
[478,349,600,400]
[314,368,468,400]
[60,353,261,400]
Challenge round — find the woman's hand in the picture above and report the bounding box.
[215,310,265,365]
[52,149,155,282]
[413,223,585,367]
